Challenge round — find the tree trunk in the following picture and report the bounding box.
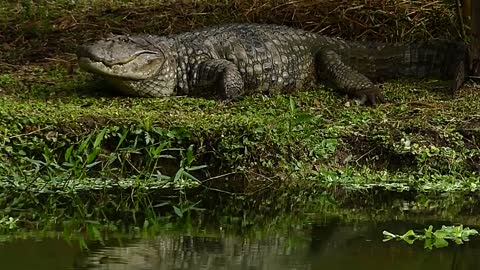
[471,0,480,75]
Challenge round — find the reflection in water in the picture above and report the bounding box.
[0,221,479,270]
[79,234,314,270]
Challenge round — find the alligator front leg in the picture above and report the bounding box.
[316,50,384,105]
[190,59,244,101]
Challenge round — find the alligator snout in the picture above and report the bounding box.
[76,44,105,63]
[77,42,160,67]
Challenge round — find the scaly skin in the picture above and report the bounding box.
[77,24,467,105]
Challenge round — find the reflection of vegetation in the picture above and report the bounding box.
[383,225,479,249]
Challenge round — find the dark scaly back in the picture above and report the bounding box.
[338,40,467,91]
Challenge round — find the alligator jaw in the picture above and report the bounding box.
[78,55,163,80]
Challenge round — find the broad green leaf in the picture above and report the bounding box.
[289,97,297,113]
[463,228,479,238]
[424,225,433,238]
[401,230,416,239]
[173,206,183,218]
[404,238,416,245]
[182,171,200,182]
[88,224,102,241]
[64,145,74,161]
[424,238,433,249]
[434,230,448,239]
[173,168,185,182]
[294,114,315,125]
[62,162,74,167]
[78,135,91,153]
[454,238,464,245]
[152,142,169,156]
[433,238,449,248]
[93,128,107,148]
[86,149,99,164]
[115,129,129,151]
[156,174,172,180]
[186,145,194,165]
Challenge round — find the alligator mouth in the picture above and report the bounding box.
[78,51,164,80]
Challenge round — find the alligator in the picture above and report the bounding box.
[77,23,467,105]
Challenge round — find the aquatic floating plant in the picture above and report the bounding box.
[383,225,479,249]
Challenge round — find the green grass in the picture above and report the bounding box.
[0,62,479,230]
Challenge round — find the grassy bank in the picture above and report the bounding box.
[1,63,480,230]
[0,0,479,230]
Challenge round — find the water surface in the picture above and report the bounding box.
[1,221,479,269]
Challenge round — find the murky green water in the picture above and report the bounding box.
[1,221,479,270]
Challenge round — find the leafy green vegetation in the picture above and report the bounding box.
[0,0,477,231]
[383,225,479,249]
[0,63,479,230]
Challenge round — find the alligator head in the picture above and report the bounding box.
[77,34,177,96]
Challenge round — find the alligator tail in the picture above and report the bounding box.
[340,40,467,92]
